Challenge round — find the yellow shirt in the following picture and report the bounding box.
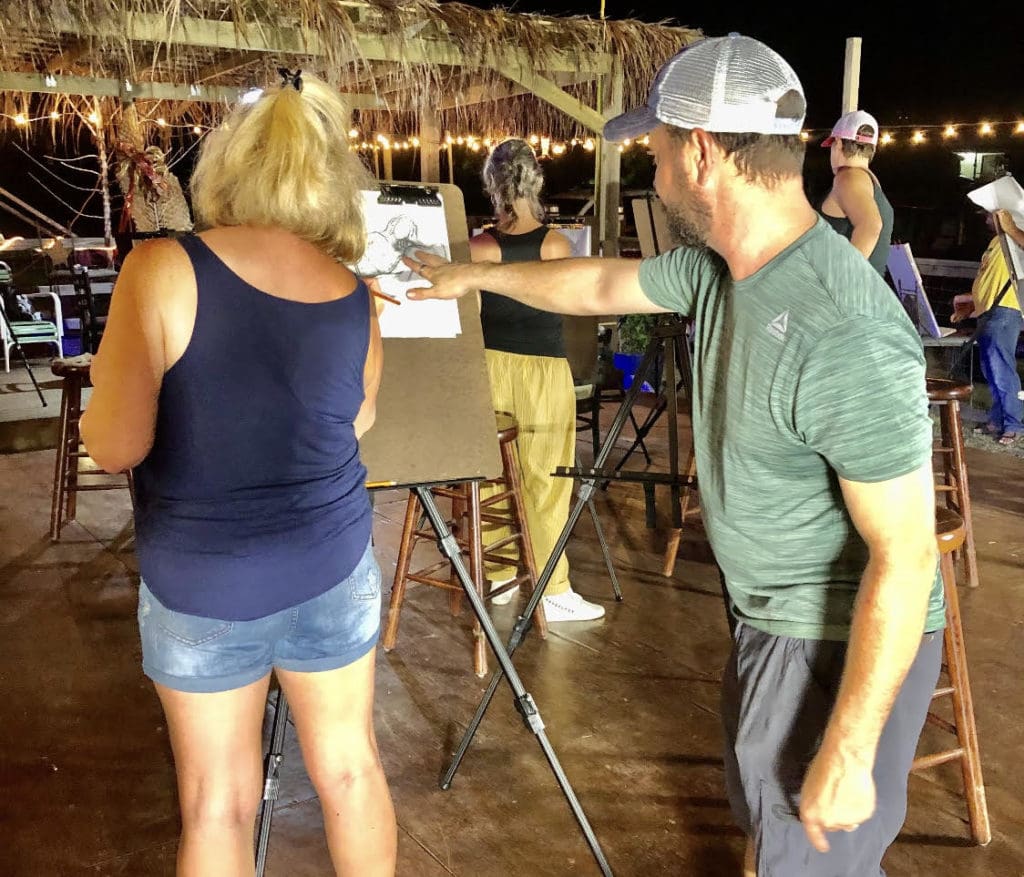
[972,236,1021,313]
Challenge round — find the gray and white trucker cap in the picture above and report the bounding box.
[604,33,806,141]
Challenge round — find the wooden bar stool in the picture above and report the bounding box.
[383,413,548,677]
[50,359,135,541]
[926,378,979,589]
[912,506,990,845]
[661,446,700,576]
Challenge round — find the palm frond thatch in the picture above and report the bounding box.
[0,1,703,141]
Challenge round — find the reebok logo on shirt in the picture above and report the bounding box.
[767,311,789,341]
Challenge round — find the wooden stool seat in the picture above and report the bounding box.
[926,378,972,403]
[383,412,547,677]
[911,507,990,845]
[926,378,979,589]
[50,359,135,541]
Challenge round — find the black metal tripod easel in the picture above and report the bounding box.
[439,314,695,792]
[255,485,614,877]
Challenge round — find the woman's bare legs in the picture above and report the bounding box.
[277,649,396,876]
[155,674,272,876]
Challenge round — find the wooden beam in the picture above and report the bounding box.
[195,51,260,83]
[488,61,606,133]
[41,12,611,76]
[419,106,441,183]
[597,60,623,256]
[44,39,91,73]
[0,71,385,108]
[842,37,862,113]
[438,72,596,111]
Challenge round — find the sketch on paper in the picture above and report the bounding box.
[351,191,461,339]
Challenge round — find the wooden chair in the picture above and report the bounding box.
[926,378,979,588]
[383,413,548,677]
[50,359,135,541]
[911,506,990,844]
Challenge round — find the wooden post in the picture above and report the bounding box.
[382,146,394,181]
[419,106,441,183]
[597,59,623,256]
[447,142,455,185]
[842,37,862,113]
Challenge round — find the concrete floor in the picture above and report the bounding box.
[1,404,1022,876]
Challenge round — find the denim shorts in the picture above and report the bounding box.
[138,540,382,693]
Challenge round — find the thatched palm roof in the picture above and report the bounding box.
[0,1,703,140]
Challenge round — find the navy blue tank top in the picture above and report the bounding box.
[132,234,373,621]
[480,226,565,358]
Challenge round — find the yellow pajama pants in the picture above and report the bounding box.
[483,349,575,596]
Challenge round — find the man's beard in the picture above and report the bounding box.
[664,184,712,248]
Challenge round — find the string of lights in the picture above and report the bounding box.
[4,112,1024,152]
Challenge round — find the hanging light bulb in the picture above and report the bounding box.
[156,117,167,127]
[193,125,202,135]
[348,128,359,138]
[583,138,595,151]
[1015,122,1024,134]
[88,111,100,125]
[13,114,27,126]
[880,132,893,145]
[943,125,957,138]
[980,122,994,135]
[49,111,59,120]
[912,130,926,144]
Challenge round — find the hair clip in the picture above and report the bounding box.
[277,67,303,92]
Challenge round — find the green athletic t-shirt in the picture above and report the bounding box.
[638,218,945,641]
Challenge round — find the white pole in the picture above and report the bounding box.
[842,37,862,113]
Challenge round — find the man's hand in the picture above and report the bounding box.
[995,209,1017,235]
[799,742,876,853]
[403,251,477,301]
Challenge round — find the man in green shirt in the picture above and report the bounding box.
[407,34,943,876]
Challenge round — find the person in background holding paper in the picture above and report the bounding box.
[80,71,396,876]
[818,110,894,276]
[407,35,942,876]
[952,208,1024,444]
[472,138,605,622]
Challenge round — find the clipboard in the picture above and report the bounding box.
[358,183,502,488]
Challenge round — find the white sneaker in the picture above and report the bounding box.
[489,575,518,605]
[542,590,606,622]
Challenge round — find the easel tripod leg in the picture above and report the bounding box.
[254,686,290,877]
[416,487,613,877]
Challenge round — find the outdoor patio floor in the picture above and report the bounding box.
[1,382,1023,876]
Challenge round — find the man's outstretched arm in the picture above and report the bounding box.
[404,253,668,317]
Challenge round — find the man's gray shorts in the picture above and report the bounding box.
[721,622,942,876]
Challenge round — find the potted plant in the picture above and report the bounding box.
[613,314,658,391]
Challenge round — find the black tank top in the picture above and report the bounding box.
[819,168,894,278]
[480,226,565,358]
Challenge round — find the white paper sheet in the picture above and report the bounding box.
[351,190,462,339]
[967,175,1024,279]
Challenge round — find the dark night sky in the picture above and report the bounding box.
[463,0,1024,130]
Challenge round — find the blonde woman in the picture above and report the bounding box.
[80,71,395,876]
[473,138,604,622]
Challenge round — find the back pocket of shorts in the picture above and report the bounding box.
[156,606,234,646]
[350,551,381,601]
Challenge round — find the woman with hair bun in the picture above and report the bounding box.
[473,138,605,622]
[81,71,396,875]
